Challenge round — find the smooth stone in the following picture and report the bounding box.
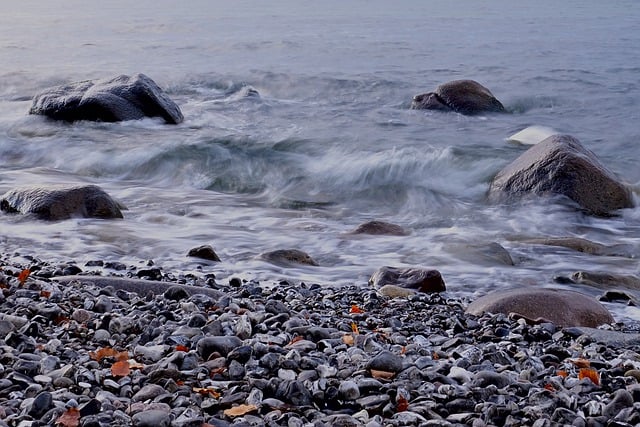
[366,350,404,373]
[571,271,640,291]
[488,134,633,216]
[411,79,505,115]
[93,295,113,313]
[131,384,166,402]
[338,380,361,400]
[0,185,124,220]
[275,380,313,406]
[93,329,111,343]
[377,285,416,298]
[523,237,634,257]
[466,288,614,327]
[603,390,634,418]
[472,371,512,388]
[134,345,168,362]
[131,409,171,427]
[197,336,243,359]
[27,391,53,418]
[349,220,409,236]
[71,309,92,323]
[259,249,319,267]
[369,266,445,293]
[187,245,221,262]
[30,73,183,124]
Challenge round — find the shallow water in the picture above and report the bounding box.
[1,0,640,321]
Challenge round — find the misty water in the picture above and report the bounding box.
[1,0,640,321]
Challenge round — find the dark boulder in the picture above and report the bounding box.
[29,73,183,124]
[0,185,124,220]
[369,266,445,293]
[349,220,409,236]
[187,245,221,262]
[259,249,318,267]
[488,135,634,216]
[411,80,505,115]
[466,288,614,327]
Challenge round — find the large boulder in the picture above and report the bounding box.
[29,73,183,124]
[259,249,318,267]
[466,288,614,327]
[0,185,124,220]
[349,220,409,236]
[488,135,634,216]
[411,80,505,115]
[369,266,445,293]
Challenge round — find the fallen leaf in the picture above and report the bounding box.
[350,304,364,314]
[40,290,52,298]
[56,407,80,427]
[193,387,221,398]
[579,368,600,386]
[89,347,120,362]
[342,334,354,346]
[396,396,409,412]
[287,335,304,346]
[544,383,555,392]
[351,322,359,335]
[556,370,568,378]
[371,369,395,380]
[18,268,30,285]
[224,404,258,417]
[175,345,189,352]
[432,352,440,360]
[111,360,131,377]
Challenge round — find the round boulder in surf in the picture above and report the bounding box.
[29,73,183,124]
[0,184,124,220]
[411,79,506,115]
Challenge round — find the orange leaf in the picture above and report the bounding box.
[18,269,30,285]
[56,407,80,427]
[396,396,409,412]
[193,387,221,398]
[351,322,359,335]
[371,369,395,380]
[223,404,258,418]
[342,334,354,346]
[287,335,304,346]
[350,304,364,314]
[556,370,568,378]
[544,383,555,392]
[578,368,600,386]
[111,360,131,377]
[115,351,129,362]
[432,352,440,360]
[175,345,189,352]
[89,347,119,362]
[571,358,591,368]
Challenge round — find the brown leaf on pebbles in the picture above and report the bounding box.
[111,360,131,377]
[579,368,600,386]
[193,387,221,398]
[223,404,258,418]
[342,334,355,346]
[370,369,395,380]
[89,347,128,362]
[571,358,591,368]
[350,304,365,314]
[396,396,409,412]
[55,407,80,427]
[18,268,30,285]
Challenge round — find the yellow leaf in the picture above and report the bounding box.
[351,322,359,335]
[342,334,354,346]
[223,404,258,418]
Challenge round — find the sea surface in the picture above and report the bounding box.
[1,1,640,321]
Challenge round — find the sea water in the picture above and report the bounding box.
[1,0,640,320]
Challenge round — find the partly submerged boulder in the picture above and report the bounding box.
[29,73,183,124]
[349,220,409,236]
[260,249,318,267]
[466,288,614,327]
[187,245,221,262]
[0,185,124,220]
[369,266,445,293]
[411,80,505,115]
[488,134,634,216]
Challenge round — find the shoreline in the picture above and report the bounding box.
[2,254,640,425]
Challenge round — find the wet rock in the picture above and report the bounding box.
[131,409,171,427]
[27,391,52,418]
[571,271,640,291]
[603,389,634,418]
[259,249,319,267]
[411,79,505,115]
[0,185,124,220]
[132,384,166,402]
[466,288,614,327]
[366,350,404,373]
[349,220,409,236]
[187,245,221,262]
[369,266,445,293]
[523,237,635,257]
[488,134,634,216]
[196,336,243,359]
[30,73,183,124]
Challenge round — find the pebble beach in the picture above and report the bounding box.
[2,254,640,426]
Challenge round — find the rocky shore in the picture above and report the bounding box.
[2,254,640,426]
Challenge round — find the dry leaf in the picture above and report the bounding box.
[175,345,189,352]
[224,404,258,417]
[571,358,591,368]
[287,335,304,346]
[544,383,555,392]
[371,369,395,380]
[40,290,52,298]
[111,360,131,377]
[351,322,359,335]
[342,334,354,346]
[350,304,364,314]
[89,347,120,362]
[18,268,30,286]
[579,368,600,386]
[556,370,568,378]
[193,387,221,398]
[396,396,409,412]
[56,407,80,427]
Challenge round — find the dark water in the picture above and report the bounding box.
[1,0,640,321]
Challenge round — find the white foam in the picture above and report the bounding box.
[507,125,558,145]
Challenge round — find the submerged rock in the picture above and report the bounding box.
[369,266,445,293]
[29,73,183,124]
[488,134,634,216]
[349,220,409,236]
[259,249,318,267]
[0,184,124,220]
[187,245,221,262]
[466,288,614,327]
[411,79,506,115]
